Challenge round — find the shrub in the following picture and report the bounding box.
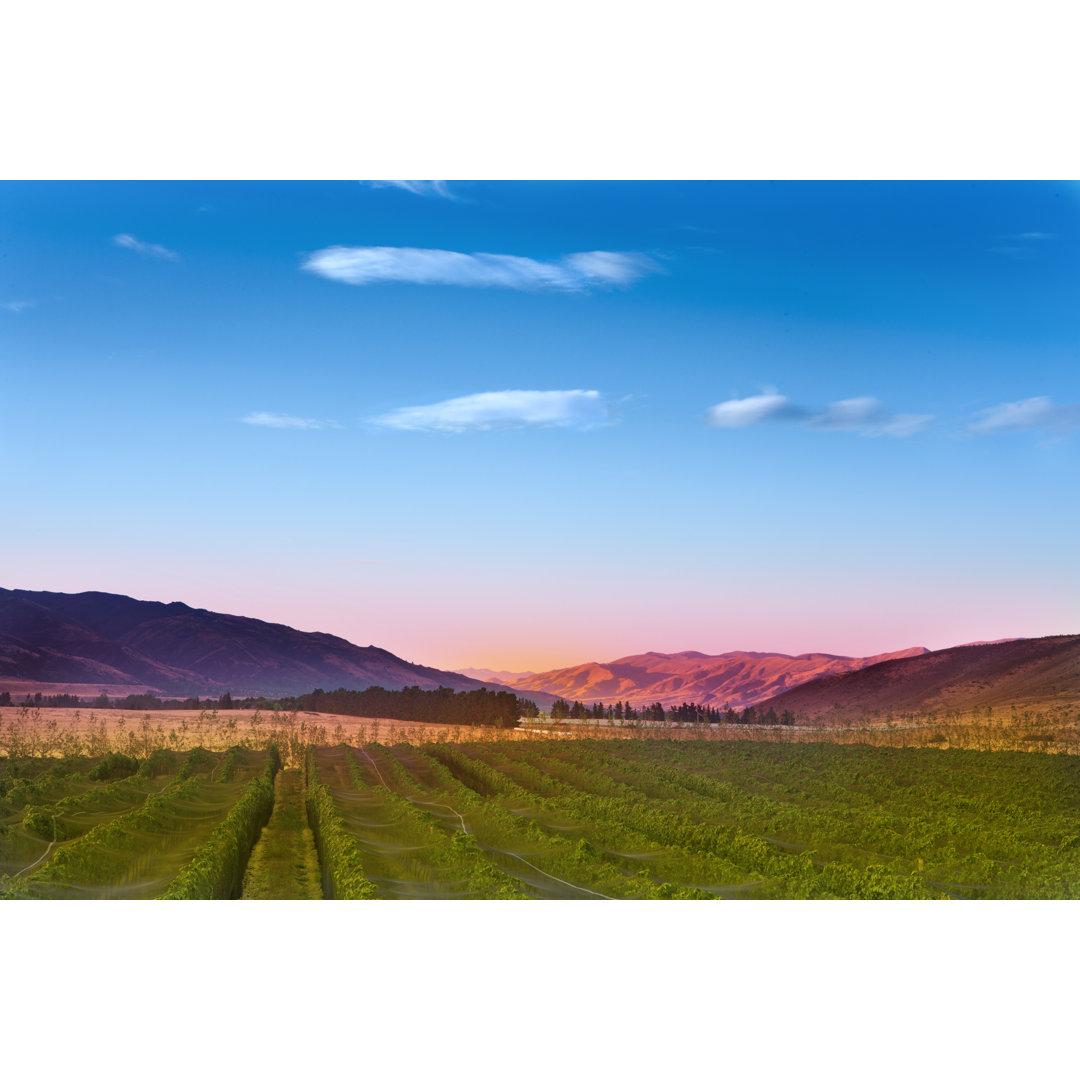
[87,756,139,781]
[138,749,175,778]
[177,747,216,780]
[89,752,139,782]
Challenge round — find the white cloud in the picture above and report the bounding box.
[360,180,453,199]
[706,393,801,428]
[301,246,658,291]
[374,390,608,432]
[113,233,180,261]
[241,412,340,430]
[967,396,1080,434]
[708,392,930,437]
[1,300,34,313]
[562,251,654,286]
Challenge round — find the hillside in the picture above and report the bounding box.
[0,588,552,701]
[759,635,1080,720]
[506,647,930,709]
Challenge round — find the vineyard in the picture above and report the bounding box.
[4,734,1078,899]
[0,746,279,898]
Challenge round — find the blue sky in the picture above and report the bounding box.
[3,180,1078,669]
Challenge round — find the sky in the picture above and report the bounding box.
[3,180,1079,671]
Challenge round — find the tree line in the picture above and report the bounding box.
[272,686,530,728]
[547,698,797,726]
[3,686,538,728]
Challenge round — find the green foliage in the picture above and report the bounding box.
[161,747,280,899]
[17,747,284,898]
[20,771,170,841]
[46,758,84,780]
[22,803,75,841]
[302,738,1080,900]
[0,873,32,899]
[8,734,1079,901]
[88,752,139,781]
[29,777,207,887]
[305,753,376,899]
[240,767,322,900]
[340,747,523,898]
[177,746,216,779]
[217,745,244,782]
[137,749,176,778]
[283,685,524,728]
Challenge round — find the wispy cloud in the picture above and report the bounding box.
[113,233,181,261]
[360,180,454,199]
[301,246,659,291]
[870,413,937,438]
[705,393,802,428]
[374,390,608,433]
[707,392,932,438]
[241,412,341,430]
[805,396,885,431]
[989,231,1055,259]
[1,300,34,313]
[967,396,1080,435]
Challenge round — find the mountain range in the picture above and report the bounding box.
[0,588,556,702]
[466,647,931,709]
[3,588,1074,720]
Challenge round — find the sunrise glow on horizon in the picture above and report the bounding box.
[4,181,1079,673]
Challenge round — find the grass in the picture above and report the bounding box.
[241,768,322,900]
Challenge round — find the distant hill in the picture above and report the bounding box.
[0,588,554,702]
[505,647,930,709]
[758,635,1080,720]
[456,667,537,685]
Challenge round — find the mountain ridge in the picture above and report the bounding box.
[501,646,932,709]
[0,588,556,703]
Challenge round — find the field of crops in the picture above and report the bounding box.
[306,739,1080,899]
[4,738,1078,899]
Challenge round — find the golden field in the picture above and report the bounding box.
[1,702,1078,763]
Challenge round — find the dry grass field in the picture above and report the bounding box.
[2,701,1078,762]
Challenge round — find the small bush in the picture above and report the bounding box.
[138,749,174,778]
[177,747,216,780]
[23,804,80,842]
[89,753,139,782]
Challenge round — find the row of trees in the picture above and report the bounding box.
[546,698,798,726]
[1,692,82,708]
[5,687,798,728]
[273,686,529,728]
[0,690,240,711]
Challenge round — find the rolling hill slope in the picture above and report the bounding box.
[758,635,1080,720]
